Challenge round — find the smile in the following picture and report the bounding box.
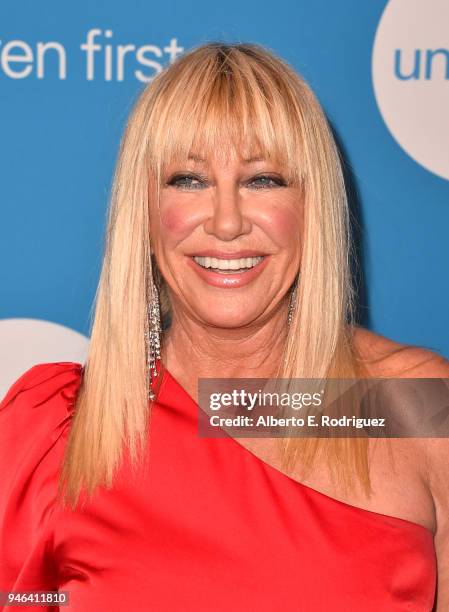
[187,254,270,288]
[192,256,264,274]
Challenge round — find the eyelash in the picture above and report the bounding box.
[165,173,287,191]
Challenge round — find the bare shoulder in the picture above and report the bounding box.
[352,326,449,603]
[350,324,449,378]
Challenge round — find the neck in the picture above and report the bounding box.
[161,303,290,394]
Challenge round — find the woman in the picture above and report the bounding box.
[1,42,448,611]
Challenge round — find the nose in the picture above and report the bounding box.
[203,182,251,240]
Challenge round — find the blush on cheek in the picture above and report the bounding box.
[160,207,197,240]
[264,207,303,248]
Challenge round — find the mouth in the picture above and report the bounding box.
[191,255,265,274]
[186,252,270,288]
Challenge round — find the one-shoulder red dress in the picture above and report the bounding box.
[0,361,437,611]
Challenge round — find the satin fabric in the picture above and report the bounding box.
[0,361,437,611]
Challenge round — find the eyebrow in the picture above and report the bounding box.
[187,154,265,164]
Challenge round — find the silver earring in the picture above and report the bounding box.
[145,277,162,401]
[287,275,299,327]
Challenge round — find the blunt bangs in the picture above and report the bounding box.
[146,44,307,187]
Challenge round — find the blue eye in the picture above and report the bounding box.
[167,174,206,190]
[248,175,286,189]
[165,172,287,190]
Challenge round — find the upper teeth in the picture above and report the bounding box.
[193,256,264,270]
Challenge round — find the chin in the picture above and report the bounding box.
[196,310,257,329]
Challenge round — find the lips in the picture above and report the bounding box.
[187,249,268,258]
[193,254,263,270]
[186,252,270,288]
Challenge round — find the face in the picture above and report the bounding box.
[149,149,304,329]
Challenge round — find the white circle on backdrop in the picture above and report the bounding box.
[0,318,89,399]
[372,0,449,180]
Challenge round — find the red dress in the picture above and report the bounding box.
[0,361,437,611]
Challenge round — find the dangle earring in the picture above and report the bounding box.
[145,271,162,401]
[287,275,299,327]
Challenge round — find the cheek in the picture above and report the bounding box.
[158,200,200,245]
[261,203,303,249]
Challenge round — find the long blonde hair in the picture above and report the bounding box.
[59,41,374,510]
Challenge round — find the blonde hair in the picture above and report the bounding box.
[59,41,374,510]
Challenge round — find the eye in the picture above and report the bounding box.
[247,174,287,190]
[165,173,207,190]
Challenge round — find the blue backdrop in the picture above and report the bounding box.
[1,0,448,377]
